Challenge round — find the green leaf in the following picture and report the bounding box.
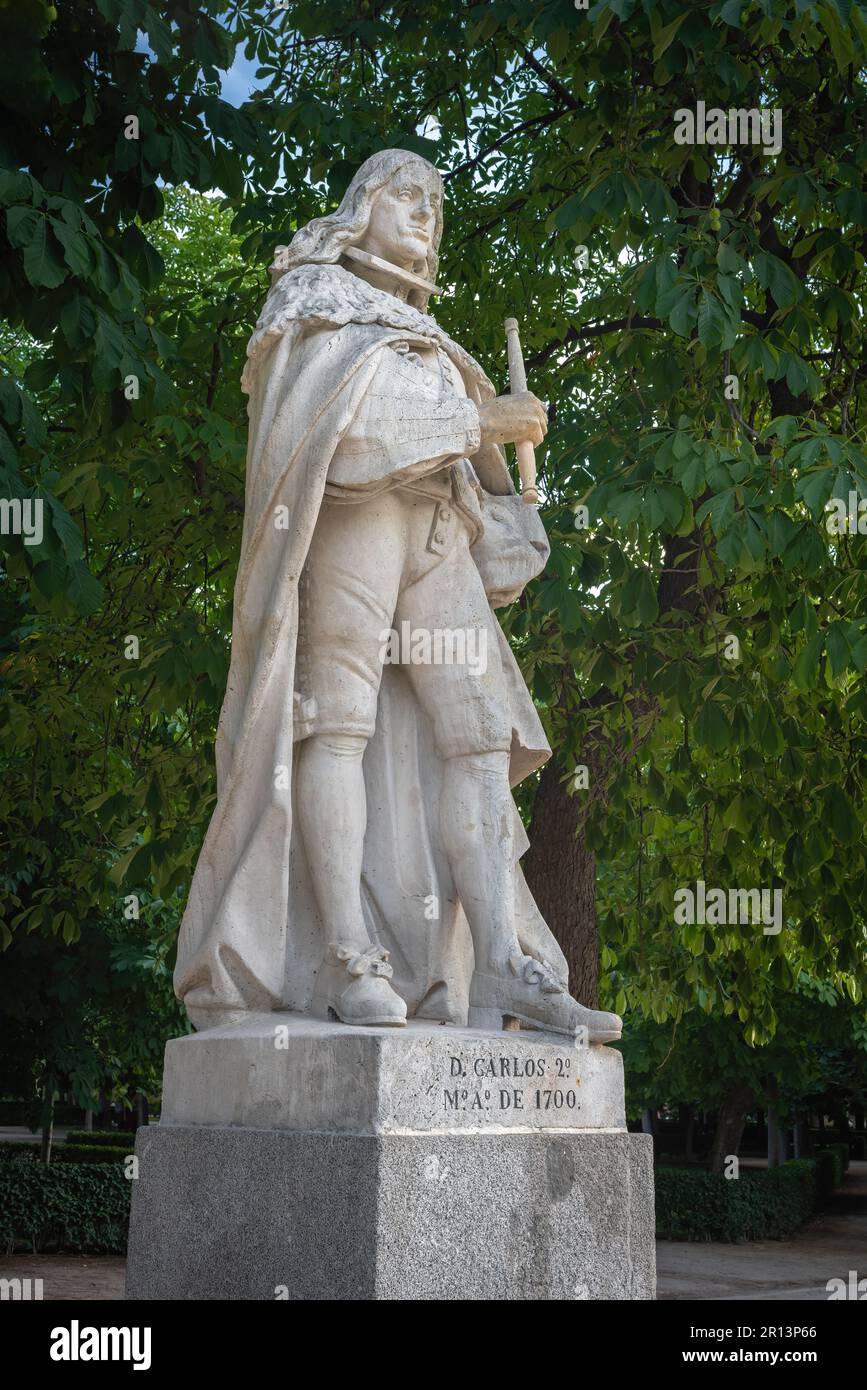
[718,0,744,25]
[784,354,820,398]
[753,252,800,309]
[652,11,689,60]
[753,703,785,756]
[679,454,705,499]
[825,784,858,844]
[767,415,798,446]
[697,291,734,349]
[722,794,751,833]
[19,391,46,447]
[669,288,696,337]
[716,524,744,567]
[44,493,84,562]
[60,293,97,348]
[767,510,797,558]
[5,206,42,248]
[696,488,736,536]
[644,484,685,532]
[818,0,856,71]
[622,568,659,625]
[716,240,742,273]
[694,701,731,753]
[792,634,824,690]
[22,217,67,288]
[67,560,104,616]
[109,844,143,887]
[50,217,93,277]
[798,468,836,516]
[0,168,40,202]
[825,622,850,678]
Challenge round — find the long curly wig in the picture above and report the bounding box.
[270,148,444,312]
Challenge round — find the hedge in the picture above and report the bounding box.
[0,1141,131,1165]
[816,1144,848,1193]
[0,1142,39,1162]
[0,1162,131,1255]
[65,1129,135,1148]
[765,1160,817,1231]
[656,1159,824,1242]
[54,1145,132,1166]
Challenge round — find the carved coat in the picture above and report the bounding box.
[175,263,567,1030]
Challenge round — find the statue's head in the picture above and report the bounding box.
[272,148,443,310]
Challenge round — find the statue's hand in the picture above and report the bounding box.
[477,391,548,448]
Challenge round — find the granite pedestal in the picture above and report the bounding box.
[125,1014,655,1300]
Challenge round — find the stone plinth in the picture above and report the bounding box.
[158,1013,626,1134]
[126,1016,656,1301]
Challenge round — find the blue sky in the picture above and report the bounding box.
[220,49,261,107]
[135,28,261,108]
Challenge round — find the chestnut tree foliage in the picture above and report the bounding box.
[1,1,866,1118]
[0,1,262,1107]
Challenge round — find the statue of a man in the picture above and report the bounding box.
[175,148,620,1046]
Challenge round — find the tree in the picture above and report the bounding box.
[619,977,867,1170]
[0,3,268,1114]
[0,895,186,1151]
[1,2,865,1101]
[242,0,867,1037]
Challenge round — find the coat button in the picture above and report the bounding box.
[439,508,452,522]
[433,531,445,545]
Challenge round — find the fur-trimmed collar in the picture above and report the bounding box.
[243,262,495,398]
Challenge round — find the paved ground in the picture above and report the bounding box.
[2,1161,864,1301]
[0,1126,139,1145]
[0,1126,70,1145]
[0,1254,126,1300]
[657,1161,867,1300]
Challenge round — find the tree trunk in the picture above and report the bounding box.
[767,1117,786,1166]
[39,1087,54,1165]
[523,757,598,1007]
[680,1103,696,1162]
[767,1074,782,1169]
[794,1119,812,1158]
[84,1108,93,1132]
[708,1085,753,1174]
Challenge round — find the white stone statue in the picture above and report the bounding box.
[174,148,621,1047]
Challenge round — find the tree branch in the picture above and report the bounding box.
[519,46,581,112]
[444,108,571,181]
[526,317,663,370]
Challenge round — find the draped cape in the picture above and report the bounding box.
[175,264,566,1030]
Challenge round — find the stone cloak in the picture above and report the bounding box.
[174,265,566,1030]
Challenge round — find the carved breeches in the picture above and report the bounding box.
[295,486,512,758]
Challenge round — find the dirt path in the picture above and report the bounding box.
[657,1161,867,1300]
[0,1254,126,1300]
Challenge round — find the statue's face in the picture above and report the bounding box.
[359,166,441,268]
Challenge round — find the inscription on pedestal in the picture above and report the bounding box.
[442,1050,581,1118]
[378,1030,602,1131]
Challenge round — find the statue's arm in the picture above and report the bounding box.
[467,440,514,496]
[328,342,480,491]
